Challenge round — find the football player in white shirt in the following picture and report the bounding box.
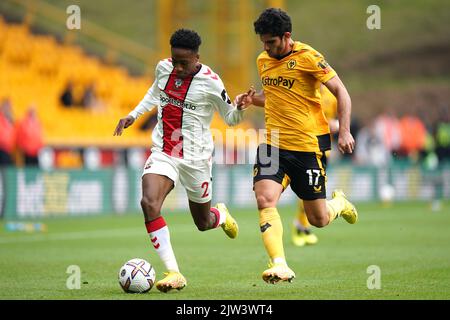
[114,29,254,293]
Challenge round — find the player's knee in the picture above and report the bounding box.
[255,193,277,209]
[308,215,329,228]
[140,196,162,216]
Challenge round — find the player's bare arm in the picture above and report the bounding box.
[324,75,355,154]
[235,87,257,110]
[251,90,265,107]
[234,87,263,108]
[113,115,135,136]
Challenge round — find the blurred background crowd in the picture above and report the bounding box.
[0,1,449,181]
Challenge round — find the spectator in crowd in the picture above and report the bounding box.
[398,112,427,161]
[355,119,391,167]
[82,83,105,112]
[0,98,15,166]
[374,109,401,158]
[435,104,450,162]
[60,81,74,107]
[82,83,96,108]
[15,105,44,166]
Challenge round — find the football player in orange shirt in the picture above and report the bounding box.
[236,8,358,284]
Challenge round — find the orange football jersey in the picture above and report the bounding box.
[257,41,336,152]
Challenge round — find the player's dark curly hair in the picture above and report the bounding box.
[254,8,292,38]
[170,29,202,52]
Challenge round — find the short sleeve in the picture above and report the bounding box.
[301,50,337,83]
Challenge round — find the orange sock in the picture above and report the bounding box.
[259,207,285,264]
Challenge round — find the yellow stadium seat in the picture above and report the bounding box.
[0,20,255,149]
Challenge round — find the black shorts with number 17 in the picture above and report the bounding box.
[253,143,328,200]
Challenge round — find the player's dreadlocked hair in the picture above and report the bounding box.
[170,29,202,52]
[254,8,292,38]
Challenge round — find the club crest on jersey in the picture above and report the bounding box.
[174,78,183,89]
[287,59,296,69]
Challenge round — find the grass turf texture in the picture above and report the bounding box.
[0,201,449,300]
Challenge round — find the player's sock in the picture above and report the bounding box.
[259,207,286,265]
[210,207,226,228]
[293,219,307,232]
[145,216,179,272]
[326,197,345,223]
[298,210,311,229]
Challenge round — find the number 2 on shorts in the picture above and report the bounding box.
[201,181,209,198]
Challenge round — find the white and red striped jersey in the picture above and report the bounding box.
[129,59,245,160]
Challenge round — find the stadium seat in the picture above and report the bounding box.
[0,19,254,150]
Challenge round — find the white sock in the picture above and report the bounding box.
[218,209,226,225]
[272,257,287,265]
[145,217,179,272]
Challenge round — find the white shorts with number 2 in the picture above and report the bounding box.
[142,149,212,203]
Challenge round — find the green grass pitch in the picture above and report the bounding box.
[0,201,449,300]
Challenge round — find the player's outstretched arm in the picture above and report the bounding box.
[113,115,135,136]
[234,87,265,108]
[234,87,257,110]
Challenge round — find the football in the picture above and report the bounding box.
[118,258,156,293]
